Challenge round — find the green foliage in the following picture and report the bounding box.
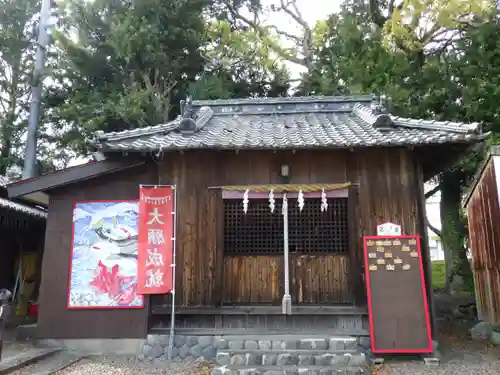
[0,0,39,174]
[308,0,500,292]
[192,19,290,100]
[380,0,496,51]
[47,0,208,154]
[44,0,290,155]
[431,260,446,290]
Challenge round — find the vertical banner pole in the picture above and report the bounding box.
[282,193,292,315]
[167,186,177,360]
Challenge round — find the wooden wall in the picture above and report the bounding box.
[152,147,427,309]
[348,147,425,306]
[467,157,500,325]
[220,254,352,305]
[352,148,420,235]
[37,164,156,339]
[37,147,429,338]
[154,150,352,307]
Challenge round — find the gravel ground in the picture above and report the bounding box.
[377,352,500,375]
[6,363,38,375]
[373,321,500,375]
[55,356,213,375]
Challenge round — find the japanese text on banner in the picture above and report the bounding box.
[137,186,174,294]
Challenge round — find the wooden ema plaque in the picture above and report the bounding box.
[363,235,432,354]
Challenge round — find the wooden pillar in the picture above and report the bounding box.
[348,185,365,306]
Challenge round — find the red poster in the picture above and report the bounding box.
[137,186,174,294]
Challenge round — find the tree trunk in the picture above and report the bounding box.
[439,171,474,293]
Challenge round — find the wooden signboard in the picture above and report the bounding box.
[363,235,432,354]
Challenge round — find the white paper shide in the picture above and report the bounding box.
[320,189,328,212]
[242,189,249,214]
[268,189,275,213]
[297,190,304,211]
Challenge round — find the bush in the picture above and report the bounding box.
[432,260,446,289]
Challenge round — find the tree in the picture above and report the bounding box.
[47,0,207,155]
[365,0,500,293]
[311,0,500,293]
[371,0,496,52]
[46,0,292,156]
[217,0,327,94]
[189,19,291,99]
[0,0,39,174]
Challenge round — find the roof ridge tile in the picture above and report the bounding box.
[351,103,393,130]
[90,95,484,151]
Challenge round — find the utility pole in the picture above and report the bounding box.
[23,0,52,178]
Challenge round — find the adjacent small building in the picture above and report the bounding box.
[6,95,485,355]
[464,145,500,325]
[0,175,47,317]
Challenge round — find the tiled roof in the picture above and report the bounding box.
[93,96,484,152]
[0,176,47,219]
[0,175,10,186]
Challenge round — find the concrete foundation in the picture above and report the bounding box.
[38,338,146,356]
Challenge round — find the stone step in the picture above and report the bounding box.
[216,349,366,366]
[211,365,368,375]
[219,337,360,351]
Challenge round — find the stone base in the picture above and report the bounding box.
[140,334,220,362]
[140,333,371,374]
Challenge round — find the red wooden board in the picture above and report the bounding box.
[363,235,432,354]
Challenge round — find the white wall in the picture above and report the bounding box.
[425,183,444,262]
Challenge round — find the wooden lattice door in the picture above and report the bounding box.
[289,198,352,304]
[221,196,353,305]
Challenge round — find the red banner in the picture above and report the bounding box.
[137,186,174,294]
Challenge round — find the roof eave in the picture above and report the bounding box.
[7,158,147,200]
[463,141,500,209]
[95,135,487,154]
[0,197,47,220]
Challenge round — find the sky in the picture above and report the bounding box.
[261,0,341,28]
[259,0,342,77]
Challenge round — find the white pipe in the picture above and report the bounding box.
[282,193,292,315]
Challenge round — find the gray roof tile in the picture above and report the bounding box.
[94,96,484,152]
[0,197,47,219]
[0,175,10,186]
[0,175,47,219]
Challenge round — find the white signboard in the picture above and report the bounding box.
[376,222,402,236]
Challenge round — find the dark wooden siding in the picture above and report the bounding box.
[37,147,431,337]
[152,148,426,308]
[355,148,420,236]
[154,150,352,307]
[222,256,282,304]
[37,164,156,339]
[467,157,500,325]
[291,254,351,304]
[348,148,425,306]
[220,254,352,305]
